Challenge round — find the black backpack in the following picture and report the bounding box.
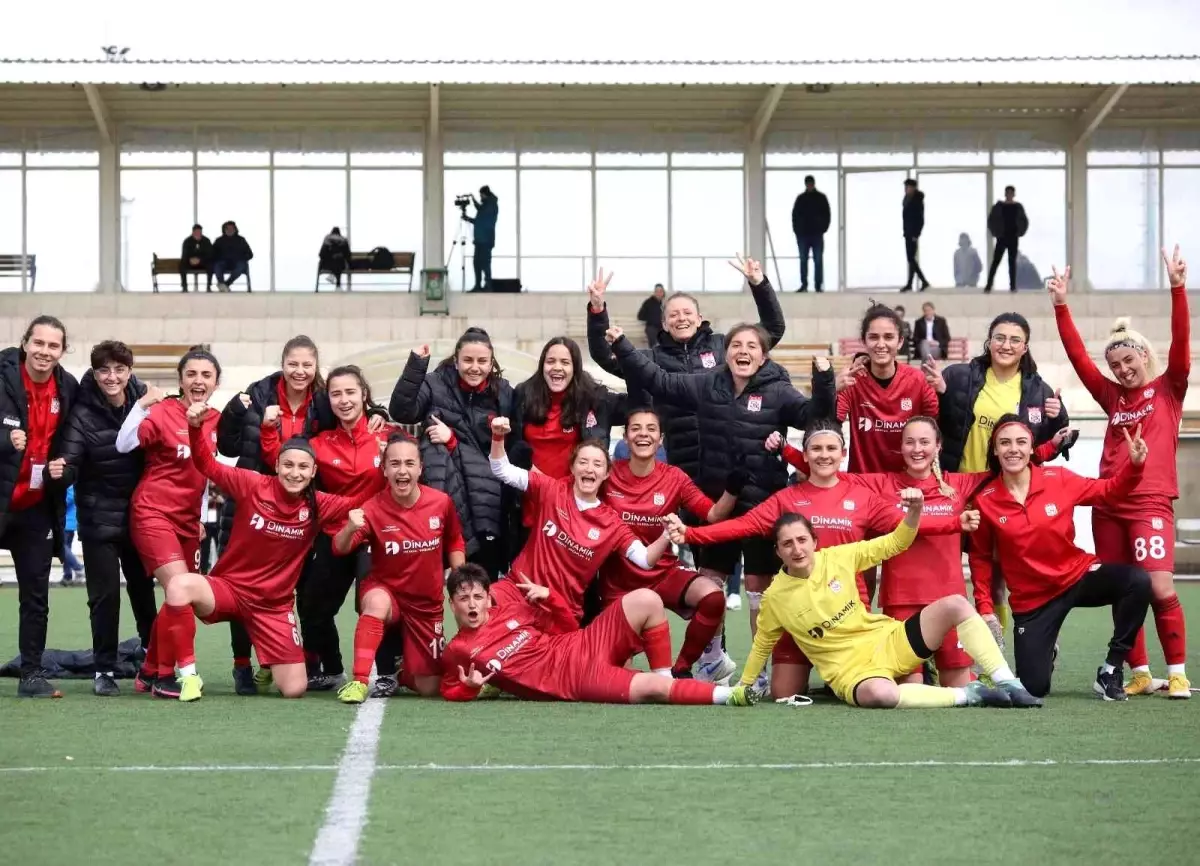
[369,247,393,270]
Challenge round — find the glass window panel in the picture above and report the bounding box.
[25,151,99,167]
[273,171,348,292]
[993,150,1065,166]
[1088,150,1158,166]
[670,170,744,258]
[0,171,23,291]
[596,258,667,295]
[596,153,667,167]
[27,171,99,291]
[350,152,423,166]
[765,152,837,167]
[917,151,989,167]
[121,151,194,167]
[520,258,590,292]
[703,258,744,292]
[121,170,195,292]
[196,170,270,290]
[273,151,347,167]
[1164,150,1200,166]
[444,152,516,167]
[519,152,591,167]
[671,152,743,168]
[992,168,1065,289]
[348,169,423,291]
[671,257,703,293]
[841,151,913,168]
[197,150,270,167]
[444,170,516,291]
[596,170,667,258]
[0,152,21,167]
[845,170,908,288]
[765,169,838,291]
[1087,169,1160,290]
[1164,169,1200,280]
[520,170,591,256]
[912,171,988,290]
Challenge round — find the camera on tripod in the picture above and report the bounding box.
[454,193,472,211]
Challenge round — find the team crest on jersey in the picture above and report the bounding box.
[373,455,381,468]
[1152,517,1164,530]
[585,411,597,428]
[429,516,441,530]
[1028,407,1042,424]
[1144,387,1155,399]
[700,351,716,368]
[506,619,519,630]
[1044,503,1058,517]
[829,579,842,594]
[999,516,1007,524]
[842,500,856,511]
[747,396,762,412]
[587,527,601,541]
[332,458,342,466]
[50,398,59,414]
[299,507,309,521]
[653,492,666,506]
[900,398,912,411]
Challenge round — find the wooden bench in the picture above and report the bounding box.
[318,251,416,292]
[838,336,969,362]
[151,254,213,293]
[0,254,36,291]
[127,343,211,386]
[771,342,834,389]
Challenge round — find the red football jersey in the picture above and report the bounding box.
[132,399,220,535]
[598,460,713,598]
[969,462,1143,614]
[509,472,640,621]
[346,485,465,616]
[836,364,939,473]
[1056,284,1189,504]
[189,425,359,607]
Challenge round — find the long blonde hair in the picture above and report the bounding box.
[903,416,956,500]
[1105,317,1161,381]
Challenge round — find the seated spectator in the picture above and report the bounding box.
[180,224,213,292]
[953,232,983,288]
[913,301,950,361]
[1015,253,1042,290]
[212,220,253,292]
[894,305,914,359]
[318,227,351,290]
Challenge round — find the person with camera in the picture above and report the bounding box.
[462,186,499,291]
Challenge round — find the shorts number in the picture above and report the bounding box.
[429,636,445,659]
[292,627,302,647]
[194,549,202,569]
[1133,535,1166,562]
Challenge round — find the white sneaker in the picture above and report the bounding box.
[217,281,229,292]
[696,652,737,686]
[726,594,742,611]
[753,668,770,695]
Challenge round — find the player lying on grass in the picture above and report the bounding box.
[440,563,761,706]
[151,402,368,702]
[739,486,1043,708]
[332,434,466,704]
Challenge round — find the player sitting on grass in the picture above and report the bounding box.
[440,563,761,707]
[740,486,1042,709]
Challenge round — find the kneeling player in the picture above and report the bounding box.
[440,564,760,707]
[740,488,1042,709]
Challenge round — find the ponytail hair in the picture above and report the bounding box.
[1105,317,1160,381]
[902,415,955,500]
[177,345,222,384]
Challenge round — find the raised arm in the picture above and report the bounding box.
[1048,266,1115,406]
[388,346,434,423]
[488,416,529,491]
[609,332,705,409]
[187,406,257,501]
[847,488,922,573]
[1070,426,1146,507]
[780,361,836,430]
[682,495,778,546]
[732,255,786,348]
[115,387,164,454]
[622,522,672,570]
[585,269,625,376]
[217,391,253,458]
[1162,245,1191,396]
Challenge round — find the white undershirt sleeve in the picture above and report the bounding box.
[489,454,530,491]
[115,402,150,454]
[625,541,651,570]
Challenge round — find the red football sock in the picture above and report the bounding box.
[233,656,251,669]
[161,603,197,670]
[642,621,673,671]
[1127,626,1150,669]
[352,615,385,685]
[1152,594,1188,666]
[674,592,724,672]
[668,678,717,705]
[142,614,166,676]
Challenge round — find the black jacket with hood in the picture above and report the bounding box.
[212,228,253,263]
[586,277,786,480]
[57,370,147,543]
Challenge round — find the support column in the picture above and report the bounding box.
[423,84,444,274]
[1066,140,1088,290]
[745,138,766,267]
[98,143,121,293]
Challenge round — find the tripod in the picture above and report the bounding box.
[445,213,471,292]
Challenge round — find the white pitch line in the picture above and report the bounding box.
[3,756,1199,774]
[308,698,387,866]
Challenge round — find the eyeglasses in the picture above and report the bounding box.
[989,335,1025,347]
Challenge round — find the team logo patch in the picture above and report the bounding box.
[585,410,597,428]
[829,579,842,594]
[842,500,856,511]
[1152,517,1164,530]
[298,508,309,521]
[900,398,912,411]
[373,455,381,468]
[506,619,519,630]
[587,527,601,541]
[700,351,716,368]
[1144,387,1155,399]
[50,398,59,414]
[384,541,400,555]
[332,458,342,466]
[746,396,762,412]
[1044,504,1058,517]
[249,513,265,530]
[653,493,665,506]
[999,516,1007,524]
[429,516,441,530]
[1028,407,1042,424]
[858,417,873,432]
[2,416,18,427]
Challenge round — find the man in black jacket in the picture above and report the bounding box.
[791,175,831,292]
[901,178,930,292]
[636,284,666,347]
[57,341,157,696]
[913,301,951,361]
[211,220,253,292]
[180,224,213,292]
[984,186,1029,293]
[0,316,78,697]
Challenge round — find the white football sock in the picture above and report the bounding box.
[179,663,197,677]
[712,686,733,704]
[1167,663,1186,675]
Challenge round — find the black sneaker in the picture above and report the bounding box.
[307,673,343,692]
[964,681,1012,707]
[995,678,1043,708]
[369,675,399,698]
[152,674,183,699]
[232,665,257,696]
[134,668,156,694]
[671,668,694,679]
[17,672,63,698]
[1093,666,1127,702]
[93,674,120,697]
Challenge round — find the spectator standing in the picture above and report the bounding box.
[913,301,951,361]
[317,227,351,290]
[954,232,983,288]
[637,284,666,348]
[900,178,930,292]
[179,224,213,292]
[200,481,223,575]
[985,186,1029,293]
[59,484,84,585]
[211,220,253,292]
[464,185,499,291]
[894,305,914,359]
[791,175,831,292]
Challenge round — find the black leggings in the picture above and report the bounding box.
[299,534,370,676]
[82,535,158,673]
[1012,563,1151,698]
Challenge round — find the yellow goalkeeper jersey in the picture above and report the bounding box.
[740,521,919,698]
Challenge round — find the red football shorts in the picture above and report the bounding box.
[772,632,811,666]
[1093,501,1176,573]
[134,513,200,576]
[885,604,972,672]
[360,579,445,678]
[601,566,703,617]
[201,575,304,666]
[548,601,642,703]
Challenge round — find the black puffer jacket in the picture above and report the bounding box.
[587,277,786,480]
[936,357,1070,472]
[388,353,515,554]
[612,337,835,512]
[0,347,79,546]
[57,371,147,544]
